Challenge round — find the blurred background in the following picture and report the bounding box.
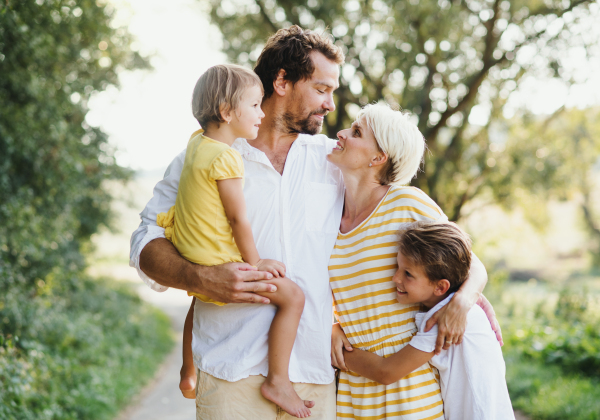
[2,0,600,419]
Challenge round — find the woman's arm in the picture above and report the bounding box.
[217,178,285,277]
[424,252,499,354]
[340,345,433,386]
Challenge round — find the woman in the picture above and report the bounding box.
[327,103,497,419]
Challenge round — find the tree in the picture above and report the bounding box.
[496,107,600,264]
[0,1,148,294]
[204,0,597,220]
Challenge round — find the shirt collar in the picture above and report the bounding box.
[233,134,326,162]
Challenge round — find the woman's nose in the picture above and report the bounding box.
[337,130,346,140]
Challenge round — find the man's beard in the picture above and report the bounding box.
[281,108,327,135]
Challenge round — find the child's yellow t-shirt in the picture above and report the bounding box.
[157,129,244,305]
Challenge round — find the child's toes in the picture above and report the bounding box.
[304,400,315,408]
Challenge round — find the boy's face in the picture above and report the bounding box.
[392,252,440,309]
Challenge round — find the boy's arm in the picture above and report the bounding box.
[341,345,434,386]
[217,178,285,277]
[425,252,502,353]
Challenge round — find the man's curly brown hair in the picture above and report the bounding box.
[254,25,344,99]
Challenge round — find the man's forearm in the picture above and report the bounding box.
[139,238,205,294]
[138,237,275,304]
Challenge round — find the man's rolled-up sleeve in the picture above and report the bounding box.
[129,149,186,292]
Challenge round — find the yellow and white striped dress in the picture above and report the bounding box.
[330,186,447,420]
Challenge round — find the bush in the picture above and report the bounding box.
[499,286,600,419]
[0,276,173,420]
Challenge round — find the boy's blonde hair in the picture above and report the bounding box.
[356,103,425,186]
[192,64,263,128]
[398,221,472,294]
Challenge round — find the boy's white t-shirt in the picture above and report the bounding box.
[409,293,516,420]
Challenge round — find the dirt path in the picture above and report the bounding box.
[115,285,196,420]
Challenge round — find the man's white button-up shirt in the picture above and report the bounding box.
[130,134,345,383]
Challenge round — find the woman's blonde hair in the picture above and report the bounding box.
[356,103,425,185]
[192,64,263,128]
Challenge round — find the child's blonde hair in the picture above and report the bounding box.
[356,103,425,186]
[398,221,472,294]
[192,64,263,128]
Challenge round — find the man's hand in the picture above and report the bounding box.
[331,323,353,371]
[200,262,277,304]
[139,238,276,304]
[477,294,503,346]
[424,292,470,355]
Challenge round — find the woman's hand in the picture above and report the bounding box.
[424,292,471,355]
[477,294,503,346]
[331,323,353,371]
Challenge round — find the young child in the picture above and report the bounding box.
[157,64,313,418]
[332,222,515,420]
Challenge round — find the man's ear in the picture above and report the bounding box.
[434,279,451,296]
[273,69,288,97]
[219,103,232,124]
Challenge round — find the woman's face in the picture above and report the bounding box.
[327,115,381,172]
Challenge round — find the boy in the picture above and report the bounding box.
[331,221,515,420]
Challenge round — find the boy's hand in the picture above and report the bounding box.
[331,323,353,371]
[477,294,503,346]
[255,259,286,278]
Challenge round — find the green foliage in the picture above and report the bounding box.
[488,107,600,262]
[0,2,169,418]
[498,285,600,418]
[0,0,148,294]
[506,355,600,420]
[0,276,173,420]
[504,289,600,379]
[204,0,598,220]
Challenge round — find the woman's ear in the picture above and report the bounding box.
[434,279,451,296]
[273,69,288,96]
[371,152,388,168]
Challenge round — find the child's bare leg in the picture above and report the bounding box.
[258,278,314,418]
[180,298,197,399]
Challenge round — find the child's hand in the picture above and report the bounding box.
[255,259,286,278]
[477,294,503,346]
[331,323,353,371]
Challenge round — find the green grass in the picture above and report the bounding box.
[506,352,600,420]
[491,276,600,420]
[0,276,173,420]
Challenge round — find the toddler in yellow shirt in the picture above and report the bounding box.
[157,64,312,418]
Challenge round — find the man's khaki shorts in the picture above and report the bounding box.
[195,370,336,420]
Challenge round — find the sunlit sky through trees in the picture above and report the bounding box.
[87,0,600,171]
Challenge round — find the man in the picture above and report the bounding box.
[130,26,345,419]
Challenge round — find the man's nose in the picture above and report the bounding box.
[325,93,336,113]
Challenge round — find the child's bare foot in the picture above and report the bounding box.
[179,368,197,399]
[261,377,314,418]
